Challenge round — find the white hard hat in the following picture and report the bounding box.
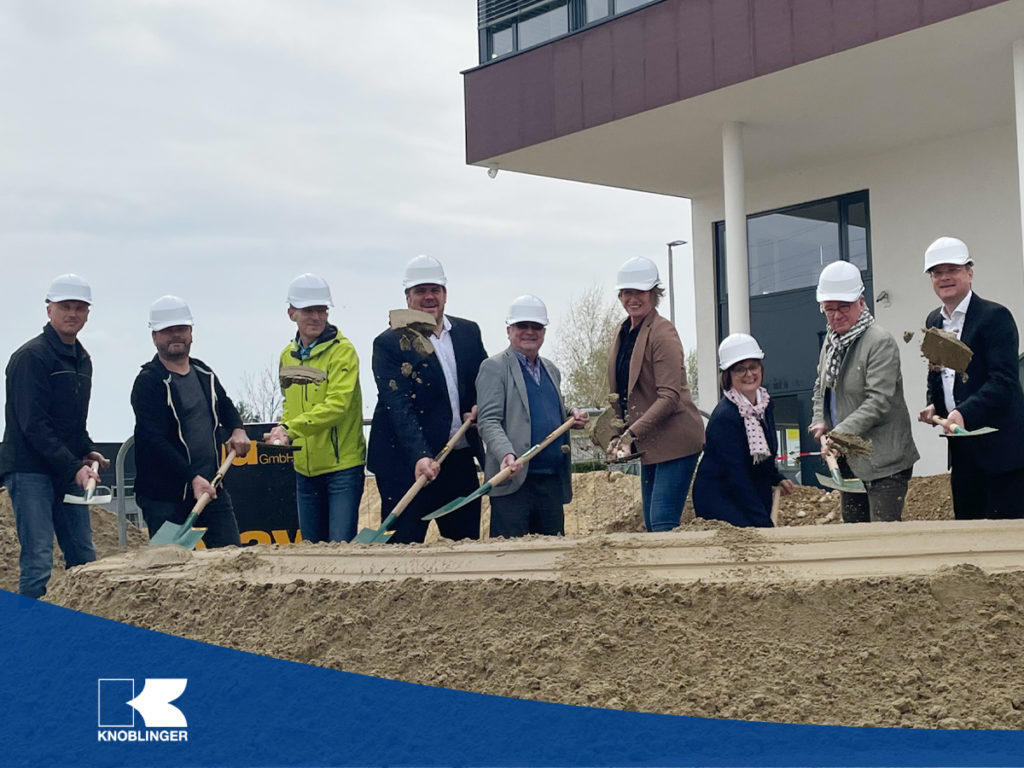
[718,333,765,371]
[288,273,333,309]
[506,294,549,326]
[403,254,447,289]
[46,273,92,305]
[923,237,971,272]
[816,261,864,303]
[615,256,661,291]
[148,295,193,331]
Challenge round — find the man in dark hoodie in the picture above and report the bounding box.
[130,295,250,546]
[2,274,107,598]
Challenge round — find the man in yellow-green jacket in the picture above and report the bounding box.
[265,274,365,542]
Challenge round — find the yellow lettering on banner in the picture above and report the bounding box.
[240,530,300,545]
[258,453,293,465]
[221,443,258,466]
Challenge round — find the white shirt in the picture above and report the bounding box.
[940,290,973,413]
[429,316,469,449]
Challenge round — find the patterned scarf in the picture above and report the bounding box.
[822,309,874,388]
[724,387,771,464]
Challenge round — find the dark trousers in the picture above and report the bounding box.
[374,448,481,544]
[950,448,1024,519]
[489,472,564,538]
[839,465,911,523]
[137,489,241,548]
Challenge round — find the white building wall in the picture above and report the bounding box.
[692,122,1024,476]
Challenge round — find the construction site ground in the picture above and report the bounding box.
[4,472,1024,730]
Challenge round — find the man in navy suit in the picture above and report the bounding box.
[367,255,487,543]
[919,237,1024,519]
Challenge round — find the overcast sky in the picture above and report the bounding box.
[0,0,693,441]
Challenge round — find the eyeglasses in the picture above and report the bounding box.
[512,322,545,331]
[928,265,968,279]
[821,303,856,316]
[729,362,762,374]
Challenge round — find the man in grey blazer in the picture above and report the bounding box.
[476,295,588,538]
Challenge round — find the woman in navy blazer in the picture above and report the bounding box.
[693,334,794,527]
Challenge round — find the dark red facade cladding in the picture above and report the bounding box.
[464,0,1009,164]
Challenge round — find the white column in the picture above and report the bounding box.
[1013,40,1024,270]
[722,121,750,333]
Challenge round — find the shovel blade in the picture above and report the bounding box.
[815,472,867,494]
[149,521,207,549]
[941,425,998,437]
[422,482,492,521]
[354,526,394,544]
[63,486,113,505]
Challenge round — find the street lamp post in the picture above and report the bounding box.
[666,240,687,326]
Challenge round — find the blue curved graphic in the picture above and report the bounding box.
[2,589,1021,767]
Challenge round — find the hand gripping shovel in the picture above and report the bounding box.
[149,450,236,548]
[355,417,475,544]
[813,436,867,494]
[63,461,112,505]
[932,414,998,437]
[424,415,577,521]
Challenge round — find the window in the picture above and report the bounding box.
[518,4,569,49]
[478,0,662,63]
[585,0,609,22]
[489,26,514,59]
[747,201,840,295]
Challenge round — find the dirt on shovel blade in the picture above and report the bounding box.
[920,326,972,374]
[828,430,873,456]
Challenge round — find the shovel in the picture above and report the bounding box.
[148,449,236,548]
[813,436,867,494]
[424,415,576,521]
[63,461,112,505]
[355,417,474,544]
[931,415,998,437]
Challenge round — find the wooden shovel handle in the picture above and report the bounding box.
[770,486,781,527]
[818,436,841,473]
[390,417,475,522]
[191,449,238,517]
[489,415,577,491]
[84,460,99,494]
[931,415,966,435]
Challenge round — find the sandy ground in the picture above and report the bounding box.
[5,474,1024,729]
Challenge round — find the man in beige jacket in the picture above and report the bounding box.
[810,261,919,522]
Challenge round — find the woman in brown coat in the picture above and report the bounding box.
[606,257,705,531]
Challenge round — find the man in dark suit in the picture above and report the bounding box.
[367,255,487,543]
[919,236,1024,519]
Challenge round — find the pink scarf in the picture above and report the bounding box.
[724,387,771,464]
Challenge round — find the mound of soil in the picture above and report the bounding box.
[11,473,1024,730]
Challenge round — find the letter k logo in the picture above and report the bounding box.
[126,678,188,728]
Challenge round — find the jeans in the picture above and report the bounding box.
[8,471,96,598]
[640,452,700,532]
[296,465,365,543]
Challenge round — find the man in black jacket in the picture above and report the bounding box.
[919,237,1024,519]
[131,296,250,546]
[2,274,107,598]
[367,255,487,543]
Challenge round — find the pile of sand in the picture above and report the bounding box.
[10,473,1024,730]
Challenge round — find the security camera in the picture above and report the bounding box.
[487,166,499,179]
